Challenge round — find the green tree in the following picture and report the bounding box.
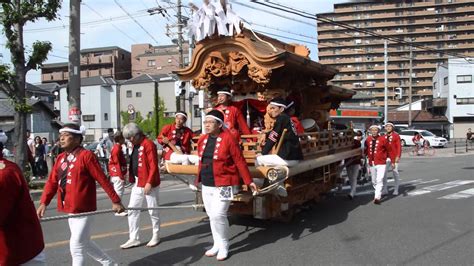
[120,97,174,139]
[0,0,62,171]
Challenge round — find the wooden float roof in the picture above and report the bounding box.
[174,29,342,89]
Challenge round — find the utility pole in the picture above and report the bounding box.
[384,40,388,125]
[408,46,413,127]
[177,0,185,111]
[154,80,160,136]
[68,0,81,124]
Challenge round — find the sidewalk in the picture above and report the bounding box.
[401,146,473,158]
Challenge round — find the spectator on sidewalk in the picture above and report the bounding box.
[467,128,473,142]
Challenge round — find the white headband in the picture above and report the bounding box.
[270,101,287,108]
[59,125,86,135]
[205,115,224,125]
[286,101,294,109]
[369,125,381,130]
[217,91,232,97]
[385,122,394,127]
[175,112,188,119]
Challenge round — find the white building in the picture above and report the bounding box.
[433,58,474,139]
[58,76,119,142]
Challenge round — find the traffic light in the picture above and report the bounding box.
[395,87,403,99]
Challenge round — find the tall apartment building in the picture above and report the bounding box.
[131,42,189,77]
[317,0,474,107]
[41,46,131,84]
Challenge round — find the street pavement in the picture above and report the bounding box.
[37,153,474,265]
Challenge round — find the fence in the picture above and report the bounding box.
[454,139,474,154]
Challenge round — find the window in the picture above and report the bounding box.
[83,115,95,121]
[443,77,448,85]
[126,90,132,98]
[136,92,142,97]
[104,113,108,121]
[147,60,156,67]
[193,105,201,117]
[457,75,472,83]
[456,98,474,105]
[121,54,125,60]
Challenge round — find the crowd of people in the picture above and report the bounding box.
[1,86,405,265]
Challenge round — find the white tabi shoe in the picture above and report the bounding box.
[120,239,141,249]
[393,190,399,196]
[146,236,160,247]
[205,246,219,257]
[216,249,228,261]
[114,211,128,217]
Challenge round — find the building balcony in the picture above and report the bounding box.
[87,55,113,65]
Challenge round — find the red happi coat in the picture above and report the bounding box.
[195,130,253,187]
[157,124,194,160]
[41,147,121,214]
[108,143,127,179]
[365,135,391,166]
[130,137,160,188]
[0,158,44,266]
[215,104,251,140]
[384,132,402,161]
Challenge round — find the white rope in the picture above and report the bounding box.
[40,205,204,222]
[241,18,277,53]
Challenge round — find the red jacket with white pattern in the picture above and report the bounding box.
[108,143,127,179]
[40,147,121,214]
[195,130,253,186]
[216,105,251,140]
[0,158,44,266]
[365,135,391,166]
[157,123,194,160]
[384,132,402,161]
[130,137,160,188]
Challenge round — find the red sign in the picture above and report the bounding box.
[68,107,81,123]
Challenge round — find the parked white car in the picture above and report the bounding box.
[399,129,448,147]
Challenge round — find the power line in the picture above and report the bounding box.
[83,2,139,43]
[253,0,473,62]
[254,30,317,46]
[114,0,161,45]
[230,0,315,27]
[244,20,317,40]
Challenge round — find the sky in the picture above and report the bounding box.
[0,0,346,84]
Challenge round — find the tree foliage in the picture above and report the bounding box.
[120,97,174,139]
[0,0,62,170]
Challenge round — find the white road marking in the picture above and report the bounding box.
[408,180,474,196]
[438,188,474,200]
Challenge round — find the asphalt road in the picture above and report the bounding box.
[38,154,474,265]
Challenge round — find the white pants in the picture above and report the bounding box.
[169,153,191,165]
[127,183,160,241]
[111,176,125,199]
[22,251,46,265]
[346,164,360,197]
[370,164,386,200]
[255,154,299,167]
[202,185,231,253]
[68,216,116,266]
[384,159,400,193]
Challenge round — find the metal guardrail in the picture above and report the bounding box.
[454,140,473,154]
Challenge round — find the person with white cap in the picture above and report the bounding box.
[157,111,194,165]
[120,123,161,249]
[256,97,303,167]
[214,87,251,141]
[196,109,258,261]
[37,123,125,266]
[383,121,402,195]
[365,124,391,204]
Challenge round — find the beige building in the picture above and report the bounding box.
[317,0,474,107]
[41,46,131,84]
[131,43,190,77]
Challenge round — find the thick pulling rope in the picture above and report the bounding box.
[40,205,204,222]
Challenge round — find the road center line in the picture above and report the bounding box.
[45,216,207,249]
